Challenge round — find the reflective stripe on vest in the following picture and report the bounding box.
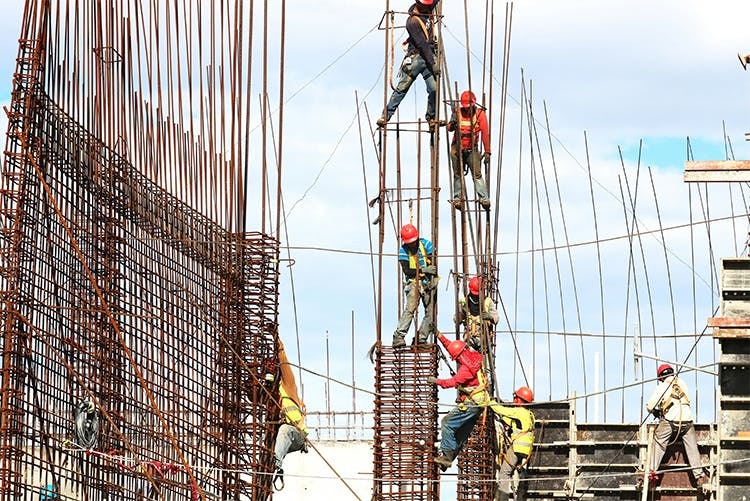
[280,387,308,435]
[502,410,535,456]
[458,113,480,150]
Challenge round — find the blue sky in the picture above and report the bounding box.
[1,0,749,429]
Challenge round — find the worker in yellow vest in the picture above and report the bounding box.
[490,386,535,501]
[456,275,498,350]
[272,341,309,490]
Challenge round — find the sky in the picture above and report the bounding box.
[0,0,749,432]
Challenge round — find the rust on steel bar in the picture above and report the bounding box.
[0,1,285,499]
[373,345,440,500]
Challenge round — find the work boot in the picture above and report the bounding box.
[695,474,709,488]
[376,116,387,128]
[392,338,406,349]
[450,199,463,211]
[434,450,456,472]
[479,198,491,209]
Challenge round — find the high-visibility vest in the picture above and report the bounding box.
[280,386,308,436]
[407,241,431,273]
[458,111,481,150]
[490,403,535,456]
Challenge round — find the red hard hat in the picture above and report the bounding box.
[468,276,481,295]
[417,0,435,4]
[446,339,467,360]
[657,363,674,378]
[514,386,534,403]
[460,90,476,108]
[400,224,419,244]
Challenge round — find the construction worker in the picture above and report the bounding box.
[491,387,535,501]
[394,223,437,348]
[377,0,440,128]
[272,341,308,490]
[428,332,489,471]
[447,90,491,209]
[645,364,708,489]
[456,275,498,350]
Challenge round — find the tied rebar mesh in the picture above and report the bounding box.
[0,55,280,501]
[373,345,439,500]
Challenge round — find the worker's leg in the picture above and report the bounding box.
[498,446,519,494]
[274,424,303,469]
[394,281,418,344]
[383,56,420,120]
[468,150,489,202]
[450,405,483,453]
[440,405,480,454]
[650,420,674,472]
[417,279,436,343]
[679,423,705,479]
[450,147,464,201]
[420,65,437,120]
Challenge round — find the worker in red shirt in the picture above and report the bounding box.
[428,332,489,470]
[447,90,491,210]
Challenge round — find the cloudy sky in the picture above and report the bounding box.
[0,0,748,428]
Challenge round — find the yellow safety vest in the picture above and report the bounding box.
[407,241,431,271]
[489,402,535,456]
[280,386,308,436]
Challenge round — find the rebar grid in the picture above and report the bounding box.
[457,419,496,500]
[0,58,280,501]
[373,345,439,500]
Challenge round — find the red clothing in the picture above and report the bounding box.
[435,349,483,400]
[447,107,490,152]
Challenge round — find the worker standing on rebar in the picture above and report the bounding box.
[456,275,498,350]
[490,387,536,501]
[271,341,309,490]
[394,224,437,348]
[645,364,708,489]
[428,332,489,470]
[447,90,491,210]
[377,0,441,128]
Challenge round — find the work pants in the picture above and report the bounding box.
[394,278,436,344]
[439,402,483,454]
[498,446,527,495]
[384,53,436,121]
[651,419,703,478]
[274,423,306,469]
[451,147,489,203]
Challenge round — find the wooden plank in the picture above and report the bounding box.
[684,160,750,182]
[708,317,750,327]
[685,160,750,171]
[713,327,750,339]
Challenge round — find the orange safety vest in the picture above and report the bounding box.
[458,111,481,150]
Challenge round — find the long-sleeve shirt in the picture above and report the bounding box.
[447,107,491,152]
[646,375,693,422]
[405,1,440,67]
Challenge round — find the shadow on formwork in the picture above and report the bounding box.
[0,37,281,501]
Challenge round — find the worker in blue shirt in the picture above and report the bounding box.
[394,224,437,347]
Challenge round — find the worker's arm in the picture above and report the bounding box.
[490,404,534,431]
[478,110,491,153]
[435,363,474,389]
[484,298,499,324]
[646,381,667,413]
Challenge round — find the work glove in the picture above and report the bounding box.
[651,408,662,419]
[454,311,466,324]
[427,376,437,385]
[422,265,437,275]
[480,312,493,321]
[482,151,491,165]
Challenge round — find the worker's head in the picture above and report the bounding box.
[468,276,481,296]
[460,90,477,110]
[400,224,419,245]
[446,339,467,360]
[513,386,534,405]
[657,363,674,382]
